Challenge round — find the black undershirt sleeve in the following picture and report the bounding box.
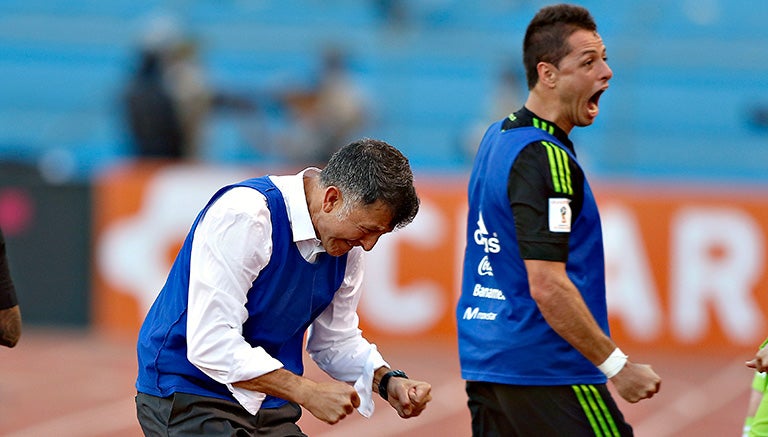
[507,142,579,262]
[0,228,19,310]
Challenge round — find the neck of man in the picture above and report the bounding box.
[524,88,574,134]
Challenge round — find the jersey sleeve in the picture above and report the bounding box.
[507,141,582,262]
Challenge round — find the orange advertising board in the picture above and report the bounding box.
[93,163,768,352]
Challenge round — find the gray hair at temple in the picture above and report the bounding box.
[320,138,420,230]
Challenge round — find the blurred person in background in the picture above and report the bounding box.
[456,4,660,435]
[135,139,431,435]
[278,46,370,166]
[743,339,768,436]
[123,13,256,160]
[461,62,525,163]
[0,227,21,348]
[371,0,408,27]
[123,46,185,158]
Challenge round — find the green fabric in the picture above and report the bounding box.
[753,372,768,393]
[749,338,768,436]
[751,397,768,437]
[542,142,573,195]
[572,384,621,437]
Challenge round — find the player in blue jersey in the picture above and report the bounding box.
[456,4,660,436]
[135,139,431,436]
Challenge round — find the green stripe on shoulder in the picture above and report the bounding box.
[542,142,573,195]
[541,142,562,193]
[532,117,555,134]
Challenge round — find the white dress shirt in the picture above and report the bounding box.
[186,169,387,417]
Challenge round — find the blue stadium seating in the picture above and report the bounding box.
[0,0,766,183]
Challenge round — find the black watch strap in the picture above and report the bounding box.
[378,369,408,400]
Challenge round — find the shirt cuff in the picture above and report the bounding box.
[353,344,388,418]
[228,384,268,415]
[226,346,284,382]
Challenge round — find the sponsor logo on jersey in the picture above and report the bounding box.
[472,283,505,300]
[473,212,501,253]
[477,255,494,276]
[462,306,498,321]
[474,212,500,276]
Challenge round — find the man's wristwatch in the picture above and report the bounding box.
[378,369,408,401]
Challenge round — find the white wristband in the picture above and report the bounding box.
[597,347,628,378]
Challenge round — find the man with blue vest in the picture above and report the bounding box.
[456,4,661,436]
[136,138,431,435]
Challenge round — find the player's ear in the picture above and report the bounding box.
[322,186,342,213]
[537,62,557,88]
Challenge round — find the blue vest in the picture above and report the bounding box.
[457,122,608,386]
[136,177,348,408]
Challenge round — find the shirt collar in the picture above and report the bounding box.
[509,107,575,154]
[269,168,321,244]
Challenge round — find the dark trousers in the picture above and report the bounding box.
[136,392,307,437]
[465,381,633,437]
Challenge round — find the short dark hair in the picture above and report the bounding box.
[320,138,420,229]
[522,4,597,90]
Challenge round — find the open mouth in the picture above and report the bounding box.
[588,89,605,116]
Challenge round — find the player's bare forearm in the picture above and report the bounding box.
[525,260,662,401]
[537,280,664,404]
[234,368,312,403]
[233,368,360,424]
[0,305,21,348]
[524,259,615,364]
